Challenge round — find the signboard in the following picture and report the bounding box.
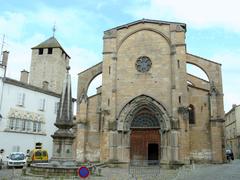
[78,166,90,178]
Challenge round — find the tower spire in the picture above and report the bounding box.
[51,66,75,166]
[56,65,73,123]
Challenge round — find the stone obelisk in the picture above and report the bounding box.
[51,66,75,166]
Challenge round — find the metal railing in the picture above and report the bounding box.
[128,160,160,179]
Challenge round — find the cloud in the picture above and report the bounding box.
[0,5,103,99]
[3,42,101,99]
[1,0,239,112]
[67,47,101,94]
[4,33,47,79]
[126,0,240,32]
[0,11,27,39]
[213,51,240,73]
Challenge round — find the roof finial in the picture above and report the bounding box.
[52,22,56,37]
[1,34,5,55]
[66,66,70,73]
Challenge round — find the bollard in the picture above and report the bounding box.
[93,165,96,174]
[97,168,102,176]
[22,166,27,175]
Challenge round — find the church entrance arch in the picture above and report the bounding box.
[130,129,160,161]
[130,108,160,161]
[117,95,171,162]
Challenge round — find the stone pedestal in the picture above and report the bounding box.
[51,123,76,166]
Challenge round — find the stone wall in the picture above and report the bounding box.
[188,86,212,162]
[29,48,69,94]
[75,95,101,162]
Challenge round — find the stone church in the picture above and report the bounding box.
[75,19,225,166]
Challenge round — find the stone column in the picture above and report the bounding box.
[171,130,179,161]
[160,131,170,163]
[209,83,224,163]
[109,131,118,162]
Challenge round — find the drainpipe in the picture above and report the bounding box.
[0,51,9,119]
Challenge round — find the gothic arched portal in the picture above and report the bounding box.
[130,107,161,161]
[117,95,171,161]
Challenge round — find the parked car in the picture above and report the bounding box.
[7,152,26,168]
[27,149,48,166]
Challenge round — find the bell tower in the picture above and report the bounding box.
[29,36,70,94]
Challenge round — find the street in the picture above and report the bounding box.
[175,160,240,180]
[0,160,240,179]
[0,167,22,180]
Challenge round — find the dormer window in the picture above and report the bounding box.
[39,48,43,55]
[48,48,53,54]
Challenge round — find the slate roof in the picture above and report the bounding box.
[32,36,70,58]
[3,77,76,101]
[4,77,61,97]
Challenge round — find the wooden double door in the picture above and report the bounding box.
[130,129,160,161]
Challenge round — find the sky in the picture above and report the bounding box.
[0,0,240,112]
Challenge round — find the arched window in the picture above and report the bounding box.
[189,104,195,124]
[131,108,160,128]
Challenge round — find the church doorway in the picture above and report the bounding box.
[130,129,160,161]
[117,96,171,163]
[148,143,159,161]
[129,108,161,161]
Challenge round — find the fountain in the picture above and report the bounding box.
[28,66,78,177]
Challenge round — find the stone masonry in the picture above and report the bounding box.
[29,37,70,94]
[75,19,225,167]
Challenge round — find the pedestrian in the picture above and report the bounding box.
[226,149,234,162]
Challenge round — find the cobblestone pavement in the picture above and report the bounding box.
[1,160,240,180]
[0,167,22,180]
[0,166,176,180]
[175,160,240,180]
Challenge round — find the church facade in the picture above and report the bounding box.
[75,19,225,166]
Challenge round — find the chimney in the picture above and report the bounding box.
[2,51,9,66]
[42,81,49,90]
[20,70,29,83]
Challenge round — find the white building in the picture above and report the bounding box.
[0,66,60,161]
[0,38,70,161]
[0,36,71,162]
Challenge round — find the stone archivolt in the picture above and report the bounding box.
[117,95,171,132]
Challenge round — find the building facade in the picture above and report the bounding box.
[0,36,69,161]
[29,37,70,94]
[225,105,240,159]
[75,19,225,166]
[0,71,60,162]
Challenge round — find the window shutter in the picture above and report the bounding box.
[54,102,60,114]
[17,93,25,106]
[39,98,45,111]
[22,93,25,106]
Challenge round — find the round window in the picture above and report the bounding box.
[135,56,152,73]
